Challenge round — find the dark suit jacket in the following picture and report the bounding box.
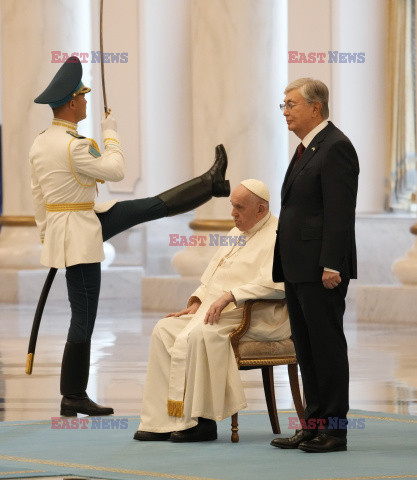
[273,121,359,283]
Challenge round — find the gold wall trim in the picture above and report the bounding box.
[0,215,36,227]
[189,219,235,231]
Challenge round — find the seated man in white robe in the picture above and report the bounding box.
[134,179,291,442]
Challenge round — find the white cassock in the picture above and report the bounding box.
[138,212,291,433]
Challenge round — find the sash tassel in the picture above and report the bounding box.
[167,399,184,417]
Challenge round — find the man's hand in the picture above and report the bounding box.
[204,292,235,325]
[322,270,341,289]
[101,112,117,132]
[165,300,201,318]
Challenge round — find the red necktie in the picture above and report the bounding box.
[295,143,305,163]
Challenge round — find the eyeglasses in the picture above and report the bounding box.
[279,102,309,111]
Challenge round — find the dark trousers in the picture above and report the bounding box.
[65,197,168,343]
[284,277,350,437]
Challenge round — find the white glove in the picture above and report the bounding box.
[101,112,117,132]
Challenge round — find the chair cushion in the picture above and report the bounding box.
[238,338,296,359]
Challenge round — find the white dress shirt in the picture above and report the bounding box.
[301,120,339,275]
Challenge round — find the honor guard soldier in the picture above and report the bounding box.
[30,56,230,417]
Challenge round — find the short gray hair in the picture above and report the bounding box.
[284,78,329,119]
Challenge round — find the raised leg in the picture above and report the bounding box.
[288,363,305,420]
[262,366,280,434]
[98,145,230,241]
[231,413,239,443]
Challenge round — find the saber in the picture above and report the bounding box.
[100,0,109,115]
[25,268,57,374]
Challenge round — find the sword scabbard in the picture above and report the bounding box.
[25,353,34,375]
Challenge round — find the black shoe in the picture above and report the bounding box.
[157,144,230,217]
[170,418,217,443]
[60,393,114,417]
[298,432,347,453]
[270,429,317,449]
[133,430,171,441]
[205,144,230,197]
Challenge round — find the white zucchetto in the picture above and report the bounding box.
[240,179,270,202]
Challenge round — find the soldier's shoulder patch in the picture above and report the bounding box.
[66,130,86,139]
[88,144,101,158]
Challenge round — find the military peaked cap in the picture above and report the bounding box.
[34,56,91,108]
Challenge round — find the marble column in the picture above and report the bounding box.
[0,0,92,270]
[331,0,387,213]
[137,0,196,276]
[172,0,288,276]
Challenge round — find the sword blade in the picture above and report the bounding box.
[100,0,108,114]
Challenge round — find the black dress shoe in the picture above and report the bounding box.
[133,430,171,441]
[270,429,317,449]
[60,394,114,417]
[170,418,217,443]
[298,432,347,453]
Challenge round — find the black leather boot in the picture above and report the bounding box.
[157,144,230,216]
[60,341,113,417]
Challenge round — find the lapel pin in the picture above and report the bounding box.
[312,147,316,151]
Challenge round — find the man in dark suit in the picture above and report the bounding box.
[270,78,359,453]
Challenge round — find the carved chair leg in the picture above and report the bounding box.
[231,413,239,442]
[288,363,304,420]
[262,366,280,434]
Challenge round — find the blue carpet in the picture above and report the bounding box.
[1,410,417,480]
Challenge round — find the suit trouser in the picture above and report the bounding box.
[284,278,350,437]
[65,197,167,343]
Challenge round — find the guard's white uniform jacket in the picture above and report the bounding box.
[29,119,124,268]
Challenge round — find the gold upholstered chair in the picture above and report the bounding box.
[229,298,304,443]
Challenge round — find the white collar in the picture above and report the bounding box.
[52,118,78,132]
[301,120,329,148]
[244,211,271,236]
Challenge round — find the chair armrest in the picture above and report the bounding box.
[230,298,287,362]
